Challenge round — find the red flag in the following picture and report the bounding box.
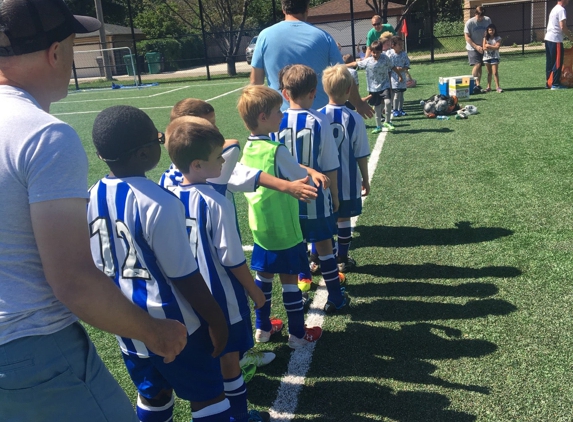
[400,19,408,38]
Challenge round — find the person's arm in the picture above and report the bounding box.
[391,66,404,82]
[171,273,228,357]
[348,78,374,119]
[324,169,339,213]
[357,156,370,196]
[258,172,318,202]
[229,264,265,309]
[250,67,265,85]
[345,61,358,67]
[465,30,483,53]
[31,198,188,363]
[301,165,331,189]
[560,19,573,39]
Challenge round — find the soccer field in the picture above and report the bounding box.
[56,53,573,421]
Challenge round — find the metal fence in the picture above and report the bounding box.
[70,0,563,90]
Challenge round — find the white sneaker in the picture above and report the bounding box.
[287,326,323,349]
[239,350,276,368]
[255,318,283,343]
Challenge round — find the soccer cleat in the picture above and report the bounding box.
[551,85,568,90]
[297,277,312,292]
[337,256,356,273]
[392,110,400,117]
[241,363,257,383]
[248,410,271,422]
[239,350,276,368]
[323,289,351,314]
[255,317,284,343]
[287,326,323,349]
[338,272,346,284]
[382,122,395,131]
[400,109,407,116]
[371,126,382,134]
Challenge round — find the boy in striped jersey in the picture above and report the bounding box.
[165,116,270,422]
[320,65,371,273]
[87,106,230,422]
[238,85,323,348]
[277,64,351,313]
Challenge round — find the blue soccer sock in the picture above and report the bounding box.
[320,254,343,305]
[136,394,174,422]
[192,399,231,422]
[299,242,312,280]
[337,221,352,259]
[282,284,305,338]
[255,274,273,332]
[311,243,317,256]
[225,374,248,422]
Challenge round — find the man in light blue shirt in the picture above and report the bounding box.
[250,0,373,119]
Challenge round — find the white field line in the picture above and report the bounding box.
[52,85,247,117]
[60,85,191,104]
[268,129,388,422]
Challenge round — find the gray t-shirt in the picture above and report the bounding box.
[464,16,492,50]
[0,85,89,345]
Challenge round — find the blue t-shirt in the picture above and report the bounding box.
[251,20,344,110]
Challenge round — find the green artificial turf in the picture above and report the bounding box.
[55,52,573,421]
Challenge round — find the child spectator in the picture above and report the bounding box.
[483,24,503,93]
[159,98,317,206]
[319,64,371,272]
[347,41,401,133]
[379,31,394,53]
[87,105,230,422]
[277,64,351,313]
[237,85,323,347]
[387,36,410,117]
[165,116,269,422]
[343,53,359,111]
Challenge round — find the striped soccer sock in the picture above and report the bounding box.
[192,399,231,422]
[224,374,248,422]
[282,284,305,338]
[136,394,174,422]
[337,221,352,259]
[320,254,343,305]
[255,274,273,332]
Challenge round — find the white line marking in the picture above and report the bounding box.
[268,130,388,422]
[52,85,247,116]
[59,86,190,104]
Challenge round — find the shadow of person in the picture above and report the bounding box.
[352,298,517,322]
[353,263,521,281]
[353,221,513,248]
[349,280,499,298]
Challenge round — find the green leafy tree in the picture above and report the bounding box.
[64,0,127,25]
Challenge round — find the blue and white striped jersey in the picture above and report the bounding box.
[87,177,201,357]
[170,183,250,325]
[319,104,370,201]
[274,108,340,219]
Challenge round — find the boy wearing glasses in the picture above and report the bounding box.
[365,14,395,59]
[87,105,231,422]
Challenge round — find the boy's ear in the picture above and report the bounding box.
[346,86,351,95]
[281,89,291,102]
[191,158,202,171]
[258,111,267,122]
[309,88,317,100]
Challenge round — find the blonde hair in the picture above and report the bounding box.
[379,31,393,43]
[322,64,353,99]
[279,64,317,100]
[170,98,215,122]
[237,85,283,132]
[165,116,223,173]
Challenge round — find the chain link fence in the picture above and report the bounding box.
[70,0,564,90]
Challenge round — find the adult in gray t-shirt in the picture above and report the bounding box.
[464,6,492,92]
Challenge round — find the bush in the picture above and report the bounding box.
[433,20,465,37]
[138,38,182,71]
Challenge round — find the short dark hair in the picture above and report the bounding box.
[281,0,310,15]
[166,117,224,173]
[92,105,156,163]
[475,6,486,16]
[370,40,383,52]
[170,98,215,122]
[391,36,403,47]
[279,64,317,100]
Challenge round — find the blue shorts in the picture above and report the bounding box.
[251,242,308,274]
[122,324,223,402]
[484,58,500,65]
[337,198,363,219]
[300,215,337,243]
[222,317,254,355]
[0,322,138,422]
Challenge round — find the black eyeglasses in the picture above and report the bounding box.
[372,22,382,26]
[99,132,165,162]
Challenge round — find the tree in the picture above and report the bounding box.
[157,0,254,76]
[64,0,127,25]
[365,0,422,30]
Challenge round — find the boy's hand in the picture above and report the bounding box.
[209,323,229,358]
[332,195,340,213]
[398,75,403,83]
[248,285,266,310]
[362,179,371,196]
[287,176,318,203]
[308,169,330,189]
[146,318,188,364]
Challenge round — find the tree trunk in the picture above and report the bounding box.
[226,56,237,76]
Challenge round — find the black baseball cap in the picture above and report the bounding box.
[0,0,101,57]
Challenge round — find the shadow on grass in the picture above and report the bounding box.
[353,263,521,280]
[394,127,455,134]
[351,298,516,322]
[353,221,513,248]
[348,280,500,298]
